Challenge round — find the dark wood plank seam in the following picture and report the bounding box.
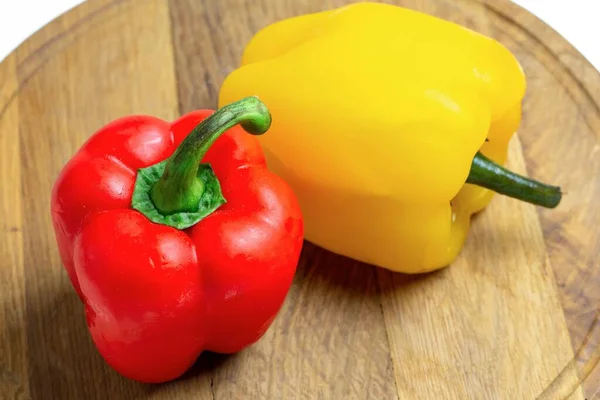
[167,0,186,119]
[210,376,216,400]
[375,273,401,400]
[196,0,224,105]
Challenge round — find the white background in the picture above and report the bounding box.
[0,0,598,71]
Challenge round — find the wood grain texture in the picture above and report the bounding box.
[379,136,580,399]
[0,0,599,398]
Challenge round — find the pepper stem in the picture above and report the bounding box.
[150,96,271,215]
[466,151,562,208]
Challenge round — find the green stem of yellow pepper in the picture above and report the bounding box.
[467,151,562,208]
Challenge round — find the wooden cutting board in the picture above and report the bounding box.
[2,0,600,399]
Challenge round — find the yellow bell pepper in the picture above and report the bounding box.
[218,2,561,273]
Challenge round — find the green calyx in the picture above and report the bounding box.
[132,96,272,229]
[132,161,226,229]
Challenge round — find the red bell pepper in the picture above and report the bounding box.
[50,97,304,383]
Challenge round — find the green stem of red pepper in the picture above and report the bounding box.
[467,151,562,208]
[131,96,271,229]
[151,96,271,214]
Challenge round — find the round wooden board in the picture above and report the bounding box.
[2,0,600,399]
